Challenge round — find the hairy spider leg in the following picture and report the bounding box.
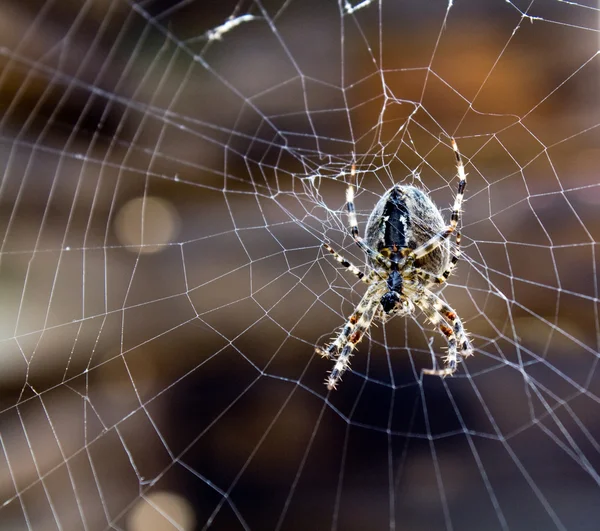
[440,231,462,281]
[409,232,462,286]
[426,286,473,358]
[326,287,384,390]
[346,175,394,270]
[415,299,458,376]
[316,282,382,360]
[322,243,385,285]
[415,287,472,376]
[407,139,467,262]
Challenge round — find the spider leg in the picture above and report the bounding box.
[416,296,459,377]
[439,231,462,283]
[326,290,383,390]
[346,180,394,270]
[406,139,467,262]
[322,243,385,285]
[407,232,462,286]
[423,287,472,358]
[415,287,472,376]
[316,282,382,361]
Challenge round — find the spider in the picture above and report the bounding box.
[316,139,473,390]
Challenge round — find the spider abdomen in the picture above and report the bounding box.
[364,185,449,275]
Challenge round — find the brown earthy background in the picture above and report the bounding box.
[0,1,599,530]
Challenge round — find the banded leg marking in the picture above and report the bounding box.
[323,243,384,285]
[408,139,467,262]
[316,283,381,360]
[346,183,394,270]
[410,232,462,286]
[417,296,459,377]
[418,287,472,376]
[326,292,382,390]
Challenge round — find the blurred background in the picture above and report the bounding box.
[0,0,599,530]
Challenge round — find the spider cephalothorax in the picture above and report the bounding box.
[316,139,473,390]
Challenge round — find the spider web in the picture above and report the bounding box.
[1,0,599,529]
